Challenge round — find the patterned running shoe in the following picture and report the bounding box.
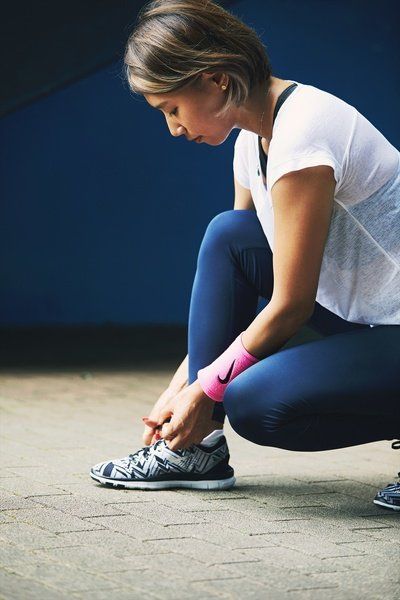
[90,434,235,490]
[373,440,400,511]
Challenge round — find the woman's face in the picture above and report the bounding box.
[144,73,234,146]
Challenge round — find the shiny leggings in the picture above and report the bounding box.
[187,210,400,451]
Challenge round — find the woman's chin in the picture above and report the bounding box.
[204,134,228,146]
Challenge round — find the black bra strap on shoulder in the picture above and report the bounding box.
[273,82,298,125]
[258,82,298,179]
[258,82,298,148]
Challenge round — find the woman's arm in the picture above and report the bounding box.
[168,354,189,392]
[168,178,256,393]
[233,176,255,210]
[242,165,336,359]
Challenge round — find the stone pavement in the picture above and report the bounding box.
[0,364,399,600]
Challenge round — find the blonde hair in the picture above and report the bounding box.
[124,0,272,117]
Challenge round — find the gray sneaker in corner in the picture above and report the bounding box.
[373,440,400,511]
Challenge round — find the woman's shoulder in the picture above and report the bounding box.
[271,83,357,156]
[278,82,356,129]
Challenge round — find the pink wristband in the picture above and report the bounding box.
[197,332,260,402]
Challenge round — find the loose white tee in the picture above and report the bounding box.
[233,79,400,326]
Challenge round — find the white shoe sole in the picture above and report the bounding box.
[373,499,400,511]
[90,471,236,490]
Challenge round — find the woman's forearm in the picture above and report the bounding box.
[242,300,312,360]
[168,354,189,392]
[168,303,309,394]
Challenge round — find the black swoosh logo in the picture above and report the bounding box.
[218,360,235,384]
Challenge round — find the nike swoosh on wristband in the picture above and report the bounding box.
[218,360,235,384]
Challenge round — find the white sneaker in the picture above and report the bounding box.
[90,435,235,490]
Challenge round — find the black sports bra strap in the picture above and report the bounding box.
[272,82,298,125]
[258,82,298,181]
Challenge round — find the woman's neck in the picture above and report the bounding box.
[234,76,294,143]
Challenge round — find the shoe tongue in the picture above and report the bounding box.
[154,439,167,450]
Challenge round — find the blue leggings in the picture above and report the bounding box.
[187,210,400,451]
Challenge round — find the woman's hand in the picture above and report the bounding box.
[141,385,182,446]
[142,380,219,451]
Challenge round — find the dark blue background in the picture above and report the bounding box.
[1,0,399,326]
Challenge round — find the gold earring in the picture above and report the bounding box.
[221,84,227,90]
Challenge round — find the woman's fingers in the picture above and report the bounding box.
[143,427,155,445]
[157,409,174,427]
[142,410,173,446]
[165,434,187,451]
[142,417,158,427]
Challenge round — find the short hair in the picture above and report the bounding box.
[124,0,273,117]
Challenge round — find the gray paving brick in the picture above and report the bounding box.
[0,490,37,511]
[105,500,214,525]
[203,560,344,594]
[278,517,386,544]
[0,513,14,524]
[5,561,118,593]
[337,539,400,559]
[1,507,104,534]
[308,570,400,594]
[29,494,129,518]
[0,477,72,498]
[84,513,191,540]
[114,553,241,584]
[127,489,239,512]
[54,481,155,502]
[351,525,399,542]
[0,522,59,548]
[249,531,365,559]
[0,567,71,600]
[95,571,239,600]
[191,576,274,599]
[140,537,260,565]
[3,467,86,485]
[70,589,159,600]
[317,553,399,576]
[238,546,361,574]
[0,542,51,569]
[147,521,301,550]
[185,504,308,534]
[285,588,342,600]
[39,528,163,553]
[32,545,150,573]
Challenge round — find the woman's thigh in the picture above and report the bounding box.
[223,325,400,450]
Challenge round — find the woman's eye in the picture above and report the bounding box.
[169,108,178,117]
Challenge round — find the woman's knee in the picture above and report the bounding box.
[223,367,305,445]
[199,209,258,258]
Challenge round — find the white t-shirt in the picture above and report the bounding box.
[233,80,400,326]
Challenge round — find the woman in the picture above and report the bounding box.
[90,0,400,510]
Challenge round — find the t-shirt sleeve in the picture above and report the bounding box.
[233,130,251,189]
[267,89,349,193]
[268,147,342,192]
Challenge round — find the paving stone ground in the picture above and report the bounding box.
[0,364,399,599]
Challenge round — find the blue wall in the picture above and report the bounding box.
[1,0,398,326]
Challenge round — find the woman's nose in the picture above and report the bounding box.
[167,121,186,137]
[171,124,186,138]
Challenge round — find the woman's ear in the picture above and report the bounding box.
[200,71,228,90]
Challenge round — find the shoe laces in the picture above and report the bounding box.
[128,439,165,466]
